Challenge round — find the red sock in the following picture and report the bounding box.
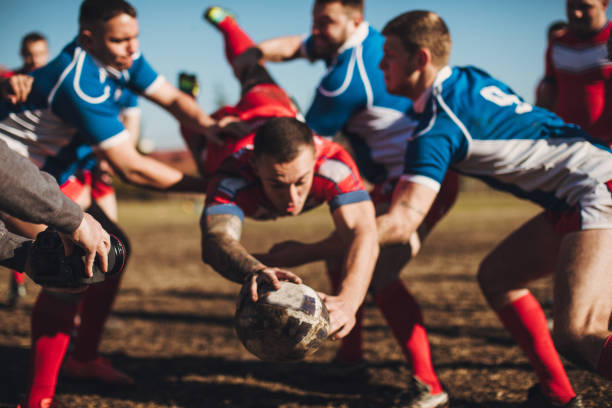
[327,266,363,362]
[597,335,612,380]
[217,16,255,64]
[72,274,123,362]
[13,270,26,285]
[25,291,78,407]
[375,280,442,394]
[497,293,575,404]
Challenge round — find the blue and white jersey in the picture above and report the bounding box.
[0,37,161,184]
[403,66,612,212]
[302,22,415,184]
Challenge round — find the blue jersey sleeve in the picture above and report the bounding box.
[126,53,159,94]
[403,113,468,185]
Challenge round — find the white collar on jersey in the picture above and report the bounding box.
[336,21,370,55]
[413,66,452,113]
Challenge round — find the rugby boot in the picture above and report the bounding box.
[523,384,583,407]
[203,5,235,27]
[62,355,134,385]
[392,376,449,408]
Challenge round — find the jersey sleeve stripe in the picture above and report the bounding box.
[355,45,374,108]
[48,47,81,105]
[204,203,245,222]
[95,129,131,150]
[399,174,441,192]
[143,75,166,97]
[328,190,370,212]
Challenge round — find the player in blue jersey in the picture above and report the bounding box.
[254,1,454,405]
[0,1,244,407]
[376,10,612,407]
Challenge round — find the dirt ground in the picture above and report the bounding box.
[0,191,611,407]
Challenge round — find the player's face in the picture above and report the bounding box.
[22,40,49,72]
[567,0,609,35]
[380,35,421,99]
[311,2,360,58]
[87,13,140,71]
[254,146,316,216]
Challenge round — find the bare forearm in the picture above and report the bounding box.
[202,234,264,284]
[337,232,379,311]
[258,35,303,62]
[116,155,204,193]
[167,94,215,131]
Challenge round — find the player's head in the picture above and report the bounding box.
[566,0,609,35]
[20,32,49,72]
[252,117,316,216]
[78,0,139,71]
[380,10,451,100]
[310,0,364,58]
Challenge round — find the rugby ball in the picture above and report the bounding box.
[235,280,330,362]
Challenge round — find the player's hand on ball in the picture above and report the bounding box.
[246,267,302,302]
[317,293,356,340]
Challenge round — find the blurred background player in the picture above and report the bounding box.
[253,1,455,403]
[0,0,243,405]
[536,0,612,144]
[2,32,50,307]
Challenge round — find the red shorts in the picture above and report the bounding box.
[181,83,298,177]
[371,171,460,231]
[59,169,114,202]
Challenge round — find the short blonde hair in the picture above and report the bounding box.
[382,11,451,67]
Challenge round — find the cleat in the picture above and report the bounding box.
[523,384,583,407]
[62,355,134,386]
[8,274,27,307]
[392,376,449,408]
[203,6,235,27]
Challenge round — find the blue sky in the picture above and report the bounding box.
[1,1,606,148]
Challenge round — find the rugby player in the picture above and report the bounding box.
[374,9,612,407]
[536,0,612,145]
[0,1,239,406]
[253,1,455,404]
[193,7,377,338]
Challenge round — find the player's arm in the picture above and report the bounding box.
[201,212,302,301]
[376,178,438,247]
[100,138,205,192]
[120,108,141,147]
[145,80,246,144]
[320,200,378,339]
[258,35,304,62]
[536,42,557,110]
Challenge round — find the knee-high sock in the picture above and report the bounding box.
[327,266,363,362]
[13,269,26,285]
[497,293,576,404]
[71,273,123,362]
[25,291,78,407]
[375,280,442,394]
[217,16,255,64]
[597,335,612,380]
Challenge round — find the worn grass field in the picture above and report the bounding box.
[0,190,610,407]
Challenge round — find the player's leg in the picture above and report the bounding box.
[204,6,253,66]
[553,228,612,380]
[477,212,578,405]
[62,202,133,385]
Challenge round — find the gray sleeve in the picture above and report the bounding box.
[0,138,83,234]
[0,219,30,271]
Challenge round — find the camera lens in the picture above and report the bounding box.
[107,235,126,276]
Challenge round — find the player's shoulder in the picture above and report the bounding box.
[313,136,358,182]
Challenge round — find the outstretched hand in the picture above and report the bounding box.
[1,74,33,104]
[245,267,302,302]
[317,292,357,340]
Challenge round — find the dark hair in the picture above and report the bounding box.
[314,0,364,13]
[254,117,315,162]
[79,0,137,28]
[547,20,567,40]
[383,10,451,67]
[20,32,46,56]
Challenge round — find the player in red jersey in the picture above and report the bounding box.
[537,0,612,145]
[202,116,379,339]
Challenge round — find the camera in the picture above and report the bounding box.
[26,228,126,288]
